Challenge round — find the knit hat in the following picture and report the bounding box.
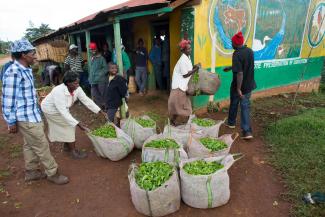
[89,42,97,50]
[179,39,191,50]
[231,32,244,46]
[10,38,35,53]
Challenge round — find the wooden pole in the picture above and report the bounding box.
[68,34,76,45]
[113,18,126,119]
[85,30,91,72]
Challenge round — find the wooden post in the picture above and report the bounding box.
[113,18,126,119]
[85,30,91,71]
[105,34,113,52]
[76,35,82,53]
[69,34,76,45]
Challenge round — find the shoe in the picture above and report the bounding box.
[63,143,71,152]
[224,122,236,129]
[47,172,69,185]
[241,132,253,140]
[25,169,47,182]
[139,92,144,96]
[71,149,88,159]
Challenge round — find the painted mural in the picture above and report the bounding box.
[253,0,310,61]
[208,0,252,55]
[308,2,325,48]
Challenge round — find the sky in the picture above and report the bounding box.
[0,0,128,41]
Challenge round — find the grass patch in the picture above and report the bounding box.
[0,170,10,179]
[265,108,325,217]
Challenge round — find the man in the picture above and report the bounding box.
[161,32,170,90]
[88,42,108,108]
[223,32,256,139]
[102,43,112,63]
[2,38,69,184]
[149,38,163,90]
[134,38,148,96]
[64,44,87,89]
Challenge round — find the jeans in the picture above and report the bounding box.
[107,108,118,123]
[228,91,252,133]
[135,66,147,92]
[91,83,107,108]
[163,61,170,90]
[153,63,163,90]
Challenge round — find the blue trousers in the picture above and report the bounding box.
[135,66,147,92]
[153,63,163,90]
[228,91,252,133]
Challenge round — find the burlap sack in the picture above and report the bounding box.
[121,115,157,149]
[180,155,237,209]
[190,116,225,138]
[187,133,239,158]
[187,68,221,96]
[128,164,181,217]
[142,134,188,167]
[87,123,134,161]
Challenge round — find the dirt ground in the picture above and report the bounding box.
[0,56,11,67]
[0,91,291,217]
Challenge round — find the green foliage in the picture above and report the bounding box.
[200,137,228,152]
[92,125,117,138]
[0,41,11,54]
[135,162,173,191]
[135,118,155,128]
[145,139,180,149]
[24,22,54,42]
[265,109,325,217]
[192,118,216,127]
[183,160,224,175]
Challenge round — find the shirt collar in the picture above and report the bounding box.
[14,60,30,71]
[63,83,76,96]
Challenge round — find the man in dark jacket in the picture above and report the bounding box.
[223,32,256,139]
[104,62,128,124]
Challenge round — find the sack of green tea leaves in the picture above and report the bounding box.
[142,134,187,167]
[128,162,181,217]
[121,115,157,149]
[162,123,204,149]
[187,133,239,158]
[187,67,220,96]
[190,116,225,138]
[87,123,134,161]
[180,155,240,209]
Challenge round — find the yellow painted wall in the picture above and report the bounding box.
[193,0,257,68]
[169,7,182,74]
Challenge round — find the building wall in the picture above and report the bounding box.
[190,0,325,108]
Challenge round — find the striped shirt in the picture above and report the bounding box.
[2,61,42,126]
[64,54,84,73]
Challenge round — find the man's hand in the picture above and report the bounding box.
[77,122,88,131]
[237,89,245,99]
[8,124,17,134]
[223,66,232,72]
[100,110,108,120]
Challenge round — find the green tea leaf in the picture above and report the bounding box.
[183,160,224,175]
[91,125,117,138]
[145,139,180,149]
[135,118,156,128]
[192,118,216,127]
[200,137,228,152]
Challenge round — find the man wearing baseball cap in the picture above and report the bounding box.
[2,38,69,185]
[223,32,256,139]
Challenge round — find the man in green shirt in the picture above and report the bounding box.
[88,42,108,108]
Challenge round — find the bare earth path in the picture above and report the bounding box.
[0,91,290,217]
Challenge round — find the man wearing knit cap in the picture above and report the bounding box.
[223,32,256,139]
[2,38,69,184]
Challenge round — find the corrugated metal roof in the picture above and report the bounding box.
[66,0,168,27]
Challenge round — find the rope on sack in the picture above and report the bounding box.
[164,148,170,162]
[145,190,153,217]
[174,149,180,165]
[206,175,213,208]
[118,138,130,155]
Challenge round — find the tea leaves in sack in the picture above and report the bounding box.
[192,118,216,127]
[135,162,173,191]
[190,116,224,138]
[180,155,236,209]
[88,124,134,161]
[129,163,181,216]
[142,134,188,167]
[200,138,228,152]
[121,116,156,149]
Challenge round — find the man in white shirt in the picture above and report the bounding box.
[168,39,199,125]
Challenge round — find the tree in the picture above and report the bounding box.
[24,22,54,42]
[0,39,11,54]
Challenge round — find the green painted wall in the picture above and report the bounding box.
[193,56,324,108]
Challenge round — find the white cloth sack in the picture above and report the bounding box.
[189,115,225,138]
[128,164,181,217]
[187,133,239,158]
[180,155,237,209]
[142,134,188,167]
[121,115,156,149]
[87,123,134,161]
